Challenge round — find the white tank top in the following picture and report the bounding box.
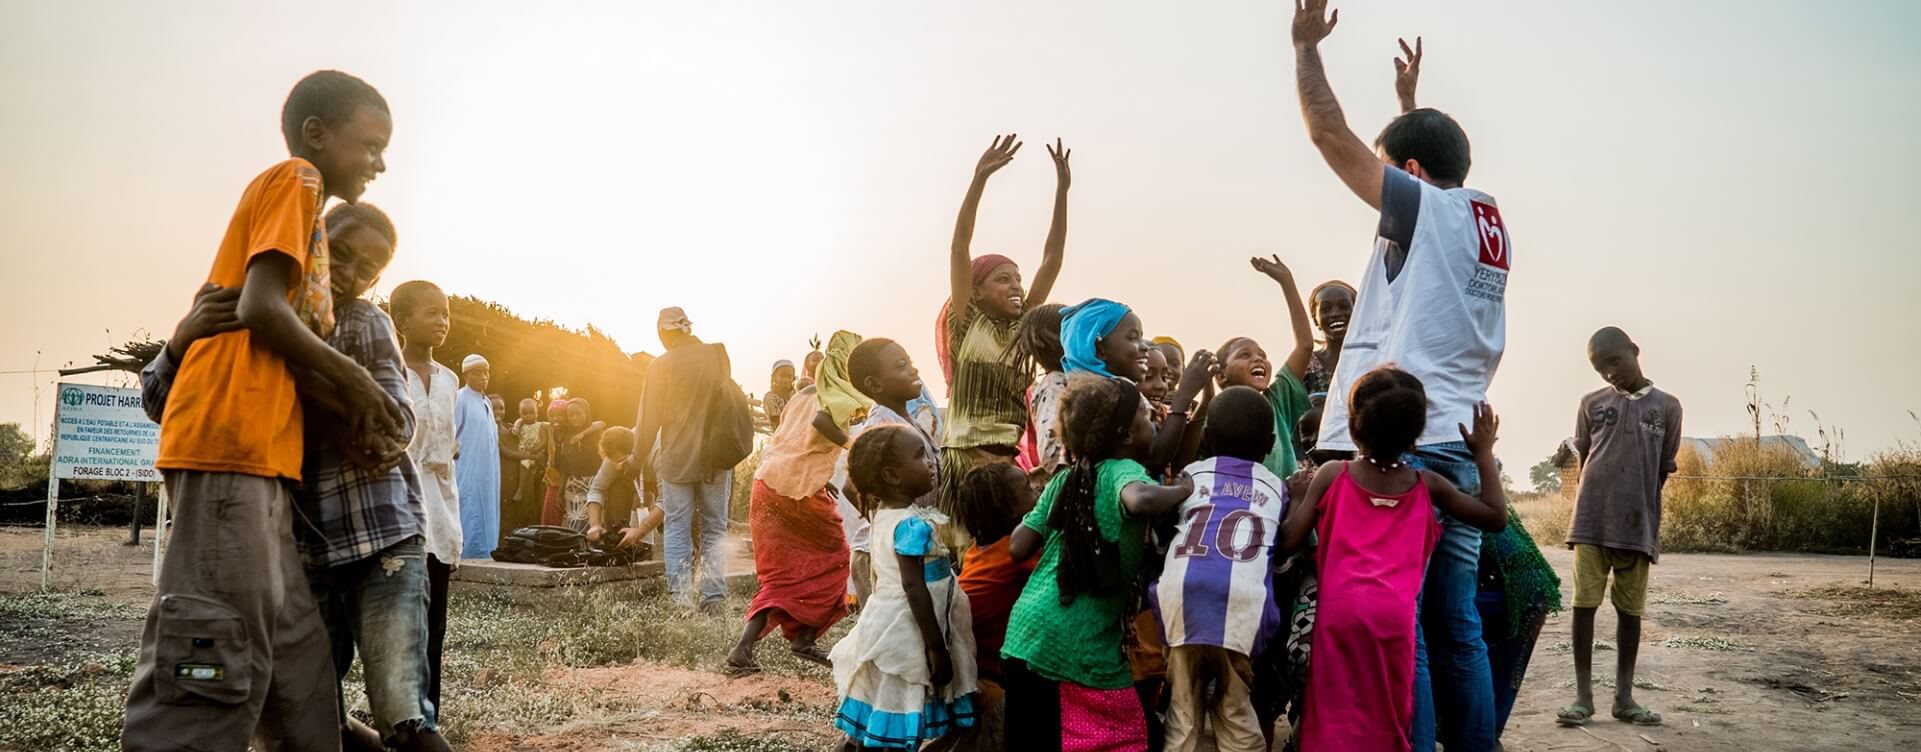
[1318,176,1510,451]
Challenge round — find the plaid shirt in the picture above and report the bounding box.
[294,299,425,567]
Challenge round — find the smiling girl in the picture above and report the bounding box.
[936,134,1072,546]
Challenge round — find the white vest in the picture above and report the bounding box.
[1318,182,1510,451]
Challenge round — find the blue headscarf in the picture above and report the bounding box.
[1059,298,1133,377]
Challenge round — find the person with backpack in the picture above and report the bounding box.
[636,306,755,613]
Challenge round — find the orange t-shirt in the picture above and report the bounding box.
[156,158,333,480]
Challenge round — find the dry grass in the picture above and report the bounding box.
[1533,440,1921,556]
[1786,585,1921,622]
[1514,493,1571,550]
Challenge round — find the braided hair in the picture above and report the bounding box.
[1047,374,1142,604]
[1347,366,1428,462]
[959,462,1025,545]
[1018,303,1067,373]
[847,424,914,522]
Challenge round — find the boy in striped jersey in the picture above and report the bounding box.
[1150,387,1286,752]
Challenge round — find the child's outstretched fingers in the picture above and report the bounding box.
[1046,137,1071,188]
[1459,401,1499,454]
[975,133,1021,179]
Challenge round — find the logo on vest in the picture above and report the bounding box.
[1471,200,1510,271]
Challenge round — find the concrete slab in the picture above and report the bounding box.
[450,558,662,588]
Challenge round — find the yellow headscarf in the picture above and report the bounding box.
[815,330,872,432]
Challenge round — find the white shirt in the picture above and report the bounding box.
[407,361,464,564]
[1319,167,1510,451]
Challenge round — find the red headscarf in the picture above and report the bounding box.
[935,253,1016,394]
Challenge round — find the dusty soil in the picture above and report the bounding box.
[5,526,1919,751]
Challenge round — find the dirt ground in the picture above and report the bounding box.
[5,525,1919,751]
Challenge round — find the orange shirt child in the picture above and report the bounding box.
[156,158,334,480]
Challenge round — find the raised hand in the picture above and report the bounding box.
[1459,401,1500,459]
[1394,36,1422,112]
[1176,350,1217,405]
[975,133,1022,180]
[1292,0,1339,48]
[1046,138,1072,191]
[1249,254,1296,287]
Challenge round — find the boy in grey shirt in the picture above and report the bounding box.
[1558,327,1682,729]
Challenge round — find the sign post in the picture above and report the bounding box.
[43,383,161,591]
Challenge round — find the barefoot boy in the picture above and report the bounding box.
[125,69,401,751]
[1558,326,1683,728]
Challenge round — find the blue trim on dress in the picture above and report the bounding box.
[834,694,978,749]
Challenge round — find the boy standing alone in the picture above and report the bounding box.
[1559,326,1682,728]
[124,70,401,751]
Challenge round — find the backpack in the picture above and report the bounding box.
[492,526,589,567]
[701,344,756,472]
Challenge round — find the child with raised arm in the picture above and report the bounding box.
[125,70,401,751]
[830,426,980,750]
[1000,376,1196,749]
[1279,368,1506,752]
[938,135,1071,545]
[1212,255,1316,481]
[1557,327,1682,729]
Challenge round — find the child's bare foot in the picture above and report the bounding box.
[1612,699,1662,726]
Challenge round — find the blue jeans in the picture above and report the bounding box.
[661,469,733,607]
[1406,442,1497,752]
[309,536,436,743]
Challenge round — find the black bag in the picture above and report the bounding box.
[492,526,588,567]
[701,345,756,472]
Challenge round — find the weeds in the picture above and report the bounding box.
[1649,591,1729,606]
[1661,636,1755,652]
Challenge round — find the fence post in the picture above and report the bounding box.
[1868,496,1880,589]
[128,482,147,545]
[41,476,60,592]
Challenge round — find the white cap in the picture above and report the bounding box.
[462,354,490,371]
[657,307,692,333]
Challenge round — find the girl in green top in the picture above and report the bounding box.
[999,376,1193,749]
[1212,254,1317,480]
[935,134,1072,542]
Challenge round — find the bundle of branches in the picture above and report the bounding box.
[92,338,164,374]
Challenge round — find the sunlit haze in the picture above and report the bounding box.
[2,0,1916,469]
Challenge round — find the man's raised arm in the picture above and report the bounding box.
[1292,0,1383,210]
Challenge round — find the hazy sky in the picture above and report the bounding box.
[2,0,1916,473]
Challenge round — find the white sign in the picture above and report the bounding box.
[50,383,160,482]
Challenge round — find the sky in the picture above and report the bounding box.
[2,0,1917,476]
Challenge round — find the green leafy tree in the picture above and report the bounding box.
[1529,455,1562,494]
[0,422,45,490]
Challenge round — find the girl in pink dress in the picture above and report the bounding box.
[1279,367,1508,752]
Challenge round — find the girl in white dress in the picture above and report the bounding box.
[830,425,980,749]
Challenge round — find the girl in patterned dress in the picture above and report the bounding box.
[831,425,980,749]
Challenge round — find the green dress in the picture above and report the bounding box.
[1000,459,1155,689]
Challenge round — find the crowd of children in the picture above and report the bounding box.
[127,3,1686,750]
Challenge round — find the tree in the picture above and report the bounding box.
[94,294,652,426]
[1529,455,1562,494]
[0,422,45,490]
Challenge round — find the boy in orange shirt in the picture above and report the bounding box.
[122,70,405,752]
